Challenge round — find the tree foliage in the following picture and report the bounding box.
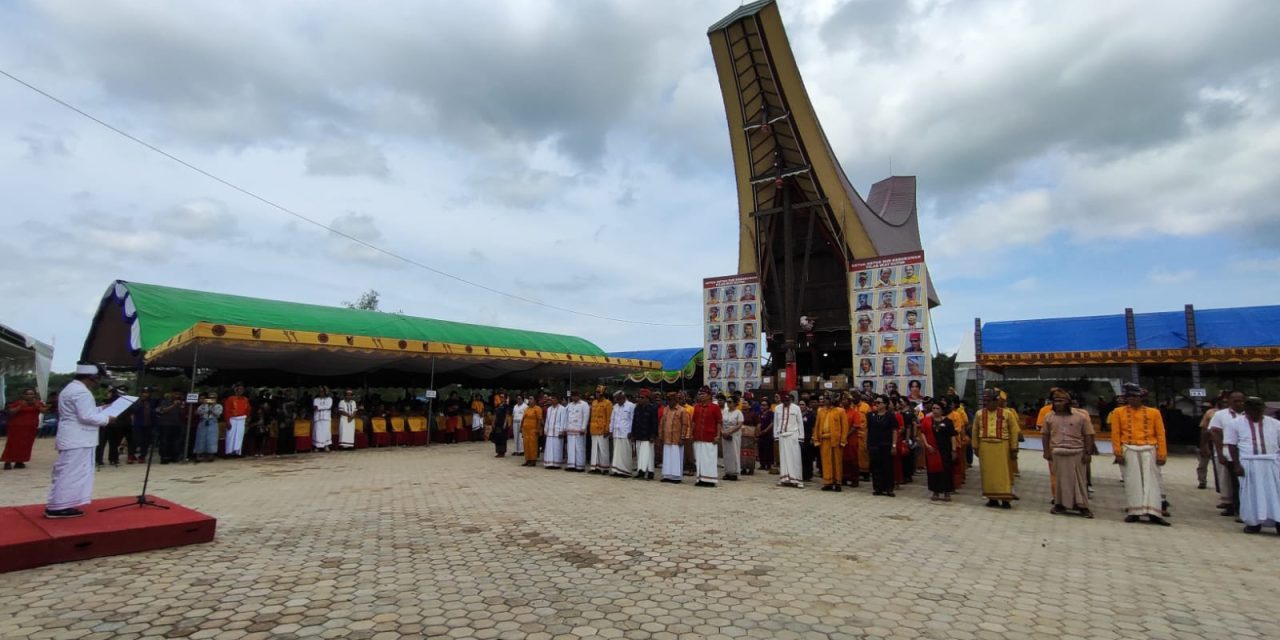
[343,289,380,311]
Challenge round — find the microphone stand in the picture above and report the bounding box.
[100,368,169,512]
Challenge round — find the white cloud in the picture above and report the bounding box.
[1147,268,1197,285]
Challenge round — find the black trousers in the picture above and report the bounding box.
[159,423,184,461]
[492,432,507,455]
[95,424,126,465]
[800,442,816,482]
[276,427,295,455]
[130,424,153,459]
[870,445,894,493]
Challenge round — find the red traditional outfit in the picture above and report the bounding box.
[841,407,862,486]
[3,398,45,464]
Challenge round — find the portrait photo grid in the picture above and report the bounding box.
[703,273,762,396]
[849,251,931,400]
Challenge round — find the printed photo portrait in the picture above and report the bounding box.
[878,290,896,310]
[708,362,722,379]
[724,285,737,303]
[906,355,925,377]
[743,323,756,340]
[708,325,721,342]
[878,311,898,332]
[902,263,921,284]
[902,309,922,331]
[880,333,898,353]
[875,266,896,288]
[880,357,899,377]
[742,303,757,320]
[706,288,720,305]
[741,284,757,301]
[743,341,756,359]
[856,292,872,311]
[855,270,872,290]
[724,305,738,322]
[708,343,720,361]
[725,323,739,340]
[901,286,921,307]
[856,313,873,333]
[905,332,924,353]
[708,306,720,323]
[743,361,757,378]
[725,342,739,360]
[857,335,875,355]
[858,357,876,377]
[726,363,739,379]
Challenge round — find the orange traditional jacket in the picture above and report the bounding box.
[1109,405,1167,461]
[589,399,613,435]
[224,395,251,420]
[814,407,850,446]
[658,406,692,445]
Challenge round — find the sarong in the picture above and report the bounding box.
[1238,454,1280,526]
[777,436,803,485]
[338,418,356,449]
[313,419,332,449]
[194,420,219,455]
[46,447,95,510]
[636,441,655,473]
[565,434,586,470]
[590,435,610,471]
[543,436,564,467]
[1051,449,1088,508]
[224,415,247,455]
[611,438,634,475]
[662,444,683,480]
[740,433,757,471]
[1121,445,1163,517]
[976,439,1016,500]
[521,427,539,462]
[722,431,741,476]
[694,441,718,484]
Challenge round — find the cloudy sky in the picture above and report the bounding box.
[1,0,1277,371]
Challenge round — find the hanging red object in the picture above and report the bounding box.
[784,362,797,393]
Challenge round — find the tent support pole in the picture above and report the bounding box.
[426,357,436,445]
[180,342,199,463]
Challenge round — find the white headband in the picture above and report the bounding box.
[75,363,100,376]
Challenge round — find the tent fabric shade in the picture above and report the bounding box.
[977,305,1280,367]
[608,348,703,383]
[80,281,660,380]
[0,323,54,400]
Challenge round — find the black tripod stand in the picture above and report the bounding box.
[100,421,169,512]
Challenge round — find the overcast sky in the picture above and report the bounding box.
[2,0,1277,372]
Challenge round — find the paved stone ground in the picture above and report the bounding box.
[1,439,1277,640]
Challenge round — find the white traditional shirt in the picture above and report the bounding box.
[566,400,590,435]
[774,403,803,439]
[313,396,333,422]
[609,400,635,438]
[512,401,527,431]
[545,404,568,437]
[1210,408,1246,461]
[338,399,358,421]
[55,380,111,450]
[1225,415,1280,457]
[722,407,744,435]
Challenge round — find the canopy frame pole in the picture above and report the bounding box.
[180,342,199,463]
[427,357,436,445]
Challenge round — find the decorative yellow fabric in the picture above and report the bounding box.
[407,416,427,432]
[293,419,311,437]
[371,417,388,434]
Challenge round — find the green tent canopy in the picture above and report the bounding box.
[81,281,659,381]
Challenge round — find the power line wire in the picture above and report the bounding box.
[0,67,699,327]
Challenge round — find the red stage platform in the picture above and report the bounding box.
[0,496,217,573]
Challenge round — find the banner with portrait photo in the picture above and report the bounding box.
[703,274,762,397]
[848,252,931,403]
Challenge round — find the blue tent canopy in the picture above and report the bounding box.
[982,305,1280,354]
[608,348,703,382]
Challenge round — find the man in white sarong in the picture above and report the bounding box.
[1209,391,1246,516]
[1226,397,1280,535]
[223,383,251,457]
[588,388,612,473]
[690,388,722,487]
[312,386,334,452]
[721,395,744,481]
[336,389,358,450]
[45,363,116,518]
[543,392,567,469]
[631,389,659,480]
[659,393,691,483]
[609,391,636,477]
[774,393,805,488]
[511,395,527,456]
[565,390,589,471]
[1110,383,1170,526]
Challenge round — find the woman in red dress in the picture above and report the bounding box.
[4,388,45,469]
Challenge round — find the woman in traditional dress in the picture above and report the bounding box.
[3,388,45,469]
[922,401,958,501]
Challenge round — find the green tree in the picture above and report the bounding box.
[343,289,380,311]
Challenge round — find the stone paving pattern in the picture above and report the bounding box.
[1,440,1277,639]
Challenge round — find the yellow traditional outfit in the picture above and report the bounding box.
[1110,396,1168,519]
[588,396,613,472]
[813,406,849,488]
[949,407,969,488]
[520,404,544,464]
[973,405,1018,502]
